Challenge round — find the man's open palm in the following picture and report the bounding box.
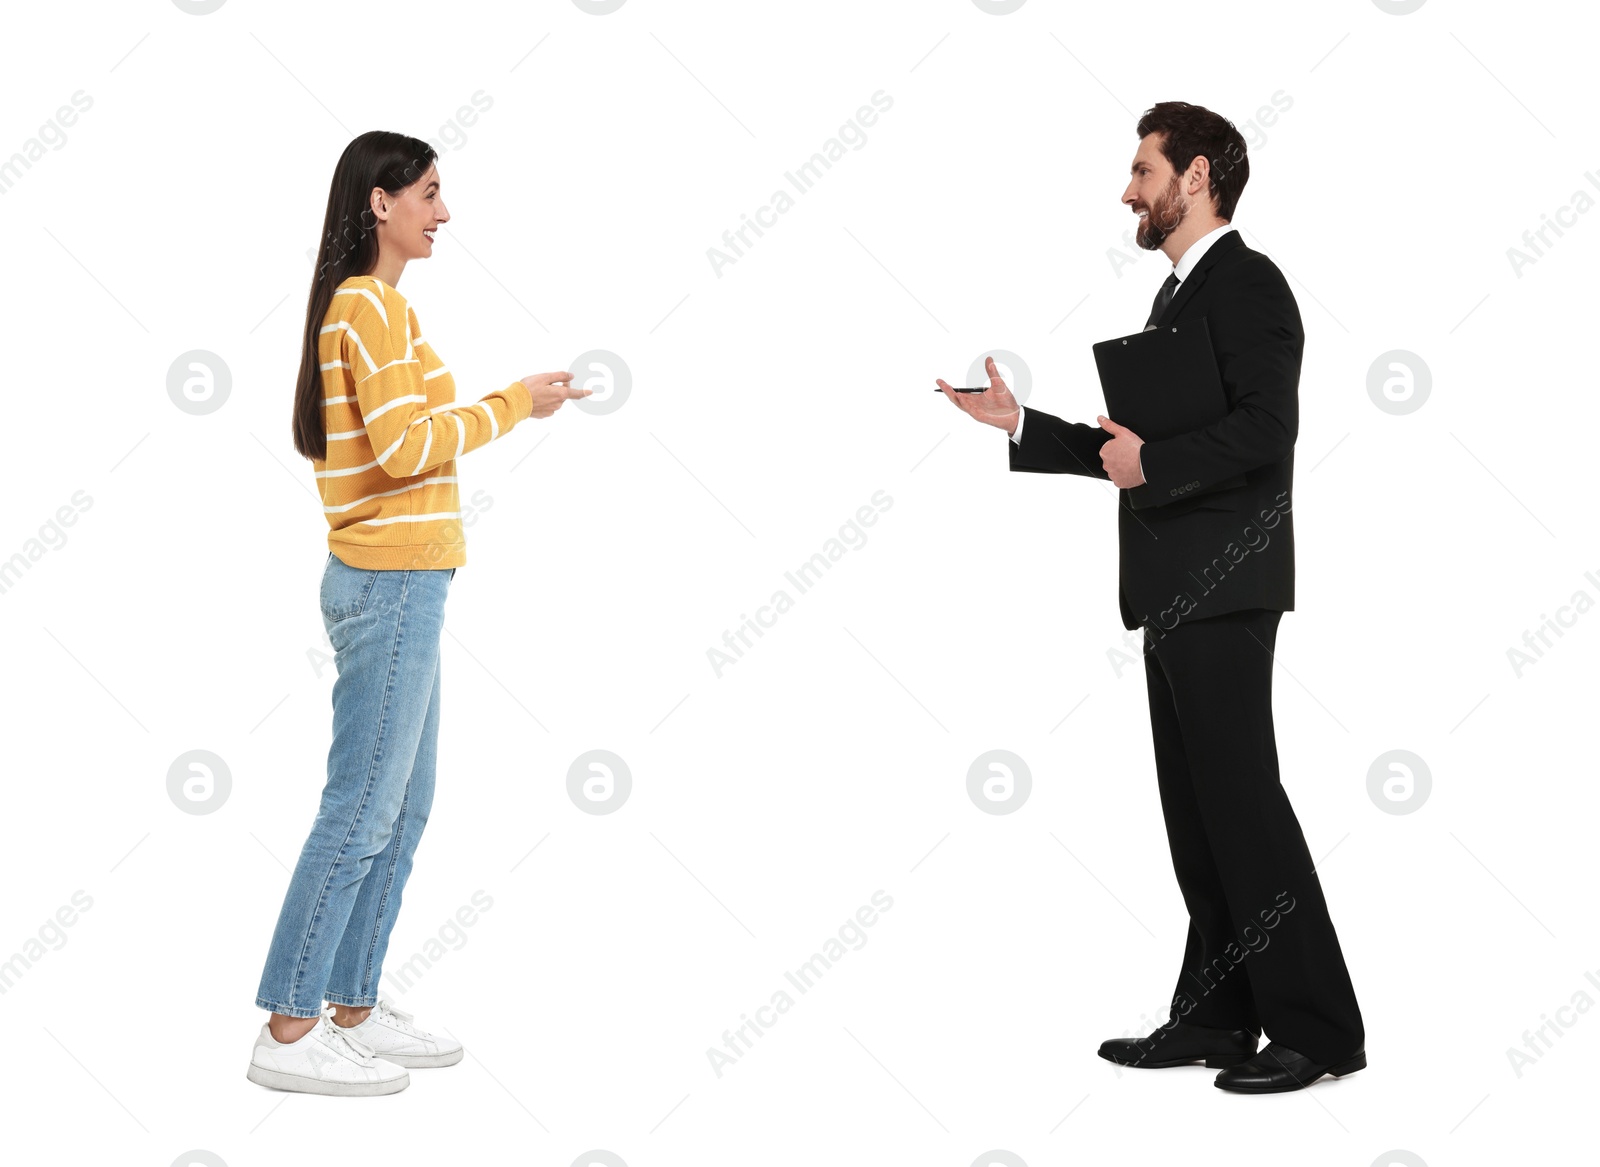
[936,355,1021,434]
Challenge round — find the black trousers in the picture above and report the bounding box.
[1143,607,1364,1064]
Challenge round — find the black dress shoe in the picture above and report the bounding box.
[1213,1040,1367,1093]
[1097,1021,1259,1069]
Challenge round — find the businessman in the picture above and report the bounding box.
[937,102,1365,1093]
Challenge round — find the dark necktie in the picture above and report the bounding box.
[1146,271,1180,328]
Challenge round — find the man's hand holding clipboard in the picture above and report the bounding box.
[1091,318,1249,506]
[1094,415,1146,488]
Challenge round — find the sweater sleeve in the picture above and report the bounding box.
[345,283,534,478]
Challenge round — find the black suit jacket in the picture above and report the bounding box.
[1009,228,1300,631]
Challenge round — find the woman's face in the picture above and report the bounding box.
[372,163,449,263]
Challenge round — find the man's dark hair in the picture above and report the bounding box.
[1135,101,1249,221]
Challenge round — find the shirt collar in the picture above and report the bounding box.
[1171,222,1237,284]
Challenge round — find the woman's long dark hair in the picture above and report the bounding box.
[291,131,437,461]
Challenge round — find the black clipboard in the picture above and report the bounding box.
[1091,317,1246,495]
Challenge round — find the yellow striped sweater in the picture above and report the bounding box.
[313,275,533,570]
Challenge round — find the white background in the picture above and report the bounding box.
[2,1,1594,1164]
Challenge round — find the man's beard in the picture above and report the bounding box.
[1135,175,1185,250]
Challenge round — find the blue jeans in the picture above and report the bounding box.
[255,552,456,1017]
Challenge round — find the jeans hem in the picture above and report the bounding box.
[256,996,323,1019]
[323,992,380,1008]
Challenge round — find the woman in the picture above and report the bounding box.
[248,131,587,1096]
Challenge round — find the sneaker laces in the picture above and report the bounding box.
[371,996,424,1037]
[316,1005,377,1062]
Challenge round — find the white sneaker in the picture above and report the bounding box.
[343,997,464,1068]
[246,1005,410,1096]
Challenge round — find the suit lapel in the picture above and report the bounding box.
[1151,228,1244,329]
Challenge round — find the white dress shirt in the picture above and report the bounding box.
[1009,223,1240,481]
